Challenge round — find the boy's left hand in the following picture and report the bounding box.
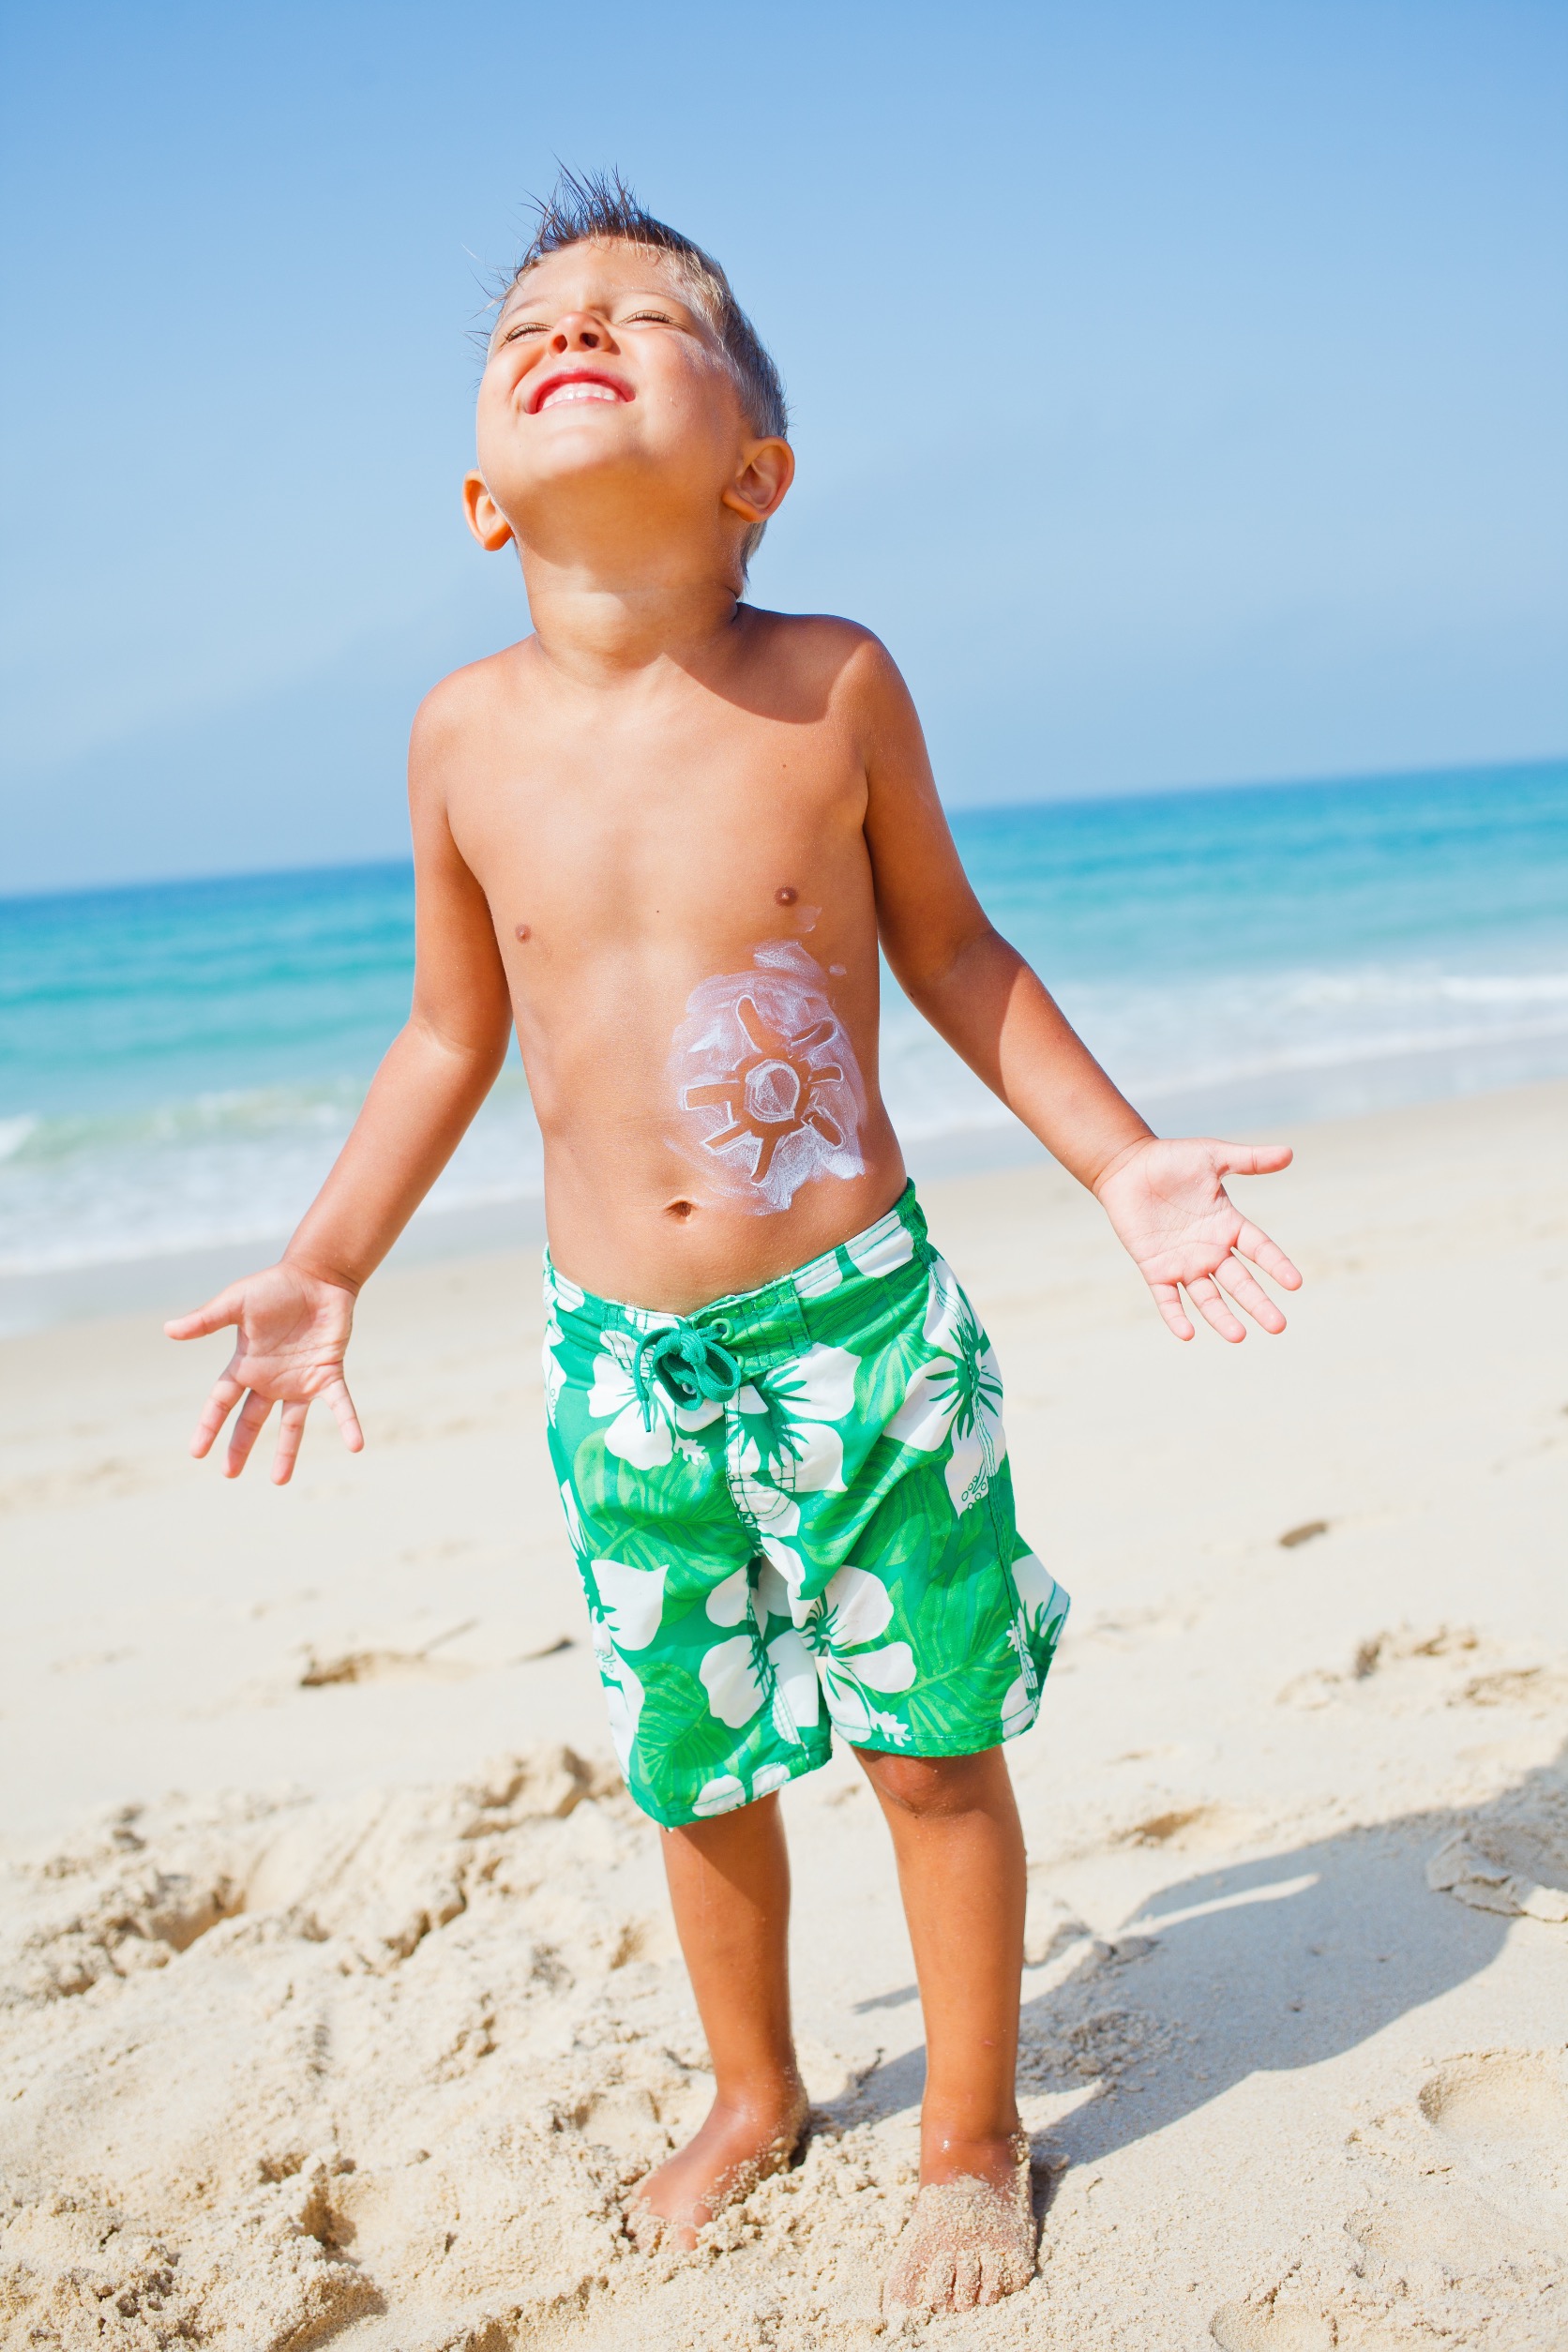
[1093,1137,1302,1343]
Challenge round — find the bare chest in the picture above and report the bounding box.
[448,705,870,955]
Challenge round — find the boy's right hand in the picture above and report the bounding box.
[165,1261,364,1485]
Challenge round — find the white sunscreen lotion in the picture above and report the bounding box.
[669,943,867,1213]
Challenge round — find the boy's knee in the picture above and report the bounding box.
[856,1747,993,1818]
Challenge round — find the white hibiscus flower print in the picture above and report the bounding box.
[701,1635,769,1727]
[589,1556,668,1651]
[796,1562,915,1745]
[542,1318,566,1426]
[765,1624,822,1733]
[1000,1551,1069,1737]
[704,1567,753,1627]
[726,1341,858,1529]
[698,1627,814,1748]
[591,1620,644,1777]
[581,1557,667,1782]
[692,1757,797,1818]
[761,1342,859,1485]
[586,1325,723,1469]
[885,1259,1006,1513]
[693,1773,747,1817]
[698,1567,816,1746]
[845,1214,914,1279]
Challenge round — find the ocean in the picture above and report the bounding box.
[3,760,1566,1325]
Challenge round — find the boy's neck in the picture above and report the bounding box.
[520,554,744,686]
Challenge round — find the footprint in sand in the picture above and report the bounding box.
[1211,2301,1335,2350]
[1336,2051,1568,2345]
[1417,2049,1568,2243]
[1277,1625,1482,1711]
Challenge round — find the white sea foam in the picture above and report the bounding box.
[0,1075,545,1275]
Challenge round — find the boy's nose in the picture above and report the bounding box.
[550,312,615,354]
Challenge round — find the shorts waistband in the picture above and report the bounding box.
[543,1181,928,1355]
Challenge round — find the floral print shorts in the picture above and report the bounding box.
[542,1184,1070,1828]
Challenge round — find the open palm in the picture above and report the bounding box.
[165,1261,363,1483]
[1094,1137,1302,1343]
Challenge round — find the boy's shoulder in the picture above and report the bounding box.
[411,640,531,751]
[732,607,906,719]
[741,605,890,666]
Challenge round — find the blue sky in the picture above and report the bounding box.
[2,0,1564,891]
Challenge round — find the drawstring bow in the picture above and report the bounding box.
[630,1324,744,1429]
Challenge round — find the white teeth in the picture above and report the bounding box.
[538,381,620,411]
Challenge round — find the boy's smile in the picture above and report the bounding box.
[528,368,633,414]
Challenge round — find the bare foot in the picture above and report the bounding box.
[883,2133,1036,2315]
[627,2081,808,2251]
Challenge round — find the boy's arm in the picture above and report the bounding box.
[166,687,515,1479]
[854,641,1302,1342]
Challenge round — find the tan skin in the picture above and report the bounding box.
[167,241,1302,2314]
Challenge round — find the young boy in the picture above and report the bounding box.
[168,174,1300,2316]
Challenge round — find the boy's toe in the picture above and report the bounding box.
[888,2249,951,2315]
[976,2247,1004,2304]
[951,2247,983,2309]
[929,2254,960,2313]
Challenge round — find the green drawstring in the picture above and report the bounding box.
[631,1323,745,1429]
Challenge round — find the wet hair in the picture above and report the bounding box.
[494,168,789,570]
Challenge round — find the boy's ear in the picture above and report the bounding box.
[463,472,515,552]
[722,437,794,529]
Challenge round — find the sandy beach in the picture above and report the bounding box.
[3,1079,1565,2351]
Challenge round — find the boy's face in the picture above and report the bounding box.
[467,242,790,568]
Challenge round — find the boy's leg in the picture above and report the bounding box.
[630,1791,808,2247]
[856,1744,1036,2313]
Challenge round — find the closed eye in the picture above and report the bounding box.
[623,309,677,324]
[498,320,549,344]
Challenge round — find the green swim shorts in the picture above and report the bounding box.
[542,1184,1069,1828]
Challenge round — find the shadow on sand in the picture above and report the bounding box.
[830,1744,1565,2173]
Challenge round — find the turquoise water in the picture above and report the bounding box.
[2,760,1566,1281]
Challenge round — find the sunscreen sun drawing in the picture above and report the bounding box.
[686,998,844,1180]
[670,943,866,1213]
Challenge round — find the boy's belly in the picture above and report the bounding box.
[515,942,907,1312]
[539,1126,911,1313]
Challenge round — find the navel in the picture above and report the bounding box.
[666,1199,696,1221]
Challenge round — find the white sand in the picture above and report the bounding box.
[3,1081,1566,2350]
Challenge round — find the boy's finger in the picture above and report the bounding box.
[1185,1274,1246,1345]
[325,1379,365,1455]
[190,1371,246,1457]
[165,1285,246,1342]
[224,1390,272,1478]
[1234,1220,1304,1290]
[1214,1256,1288,1334]
[271,1399,309,1485]
[1216,1141,1292,1179]
[1148,1278,1195,1343]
